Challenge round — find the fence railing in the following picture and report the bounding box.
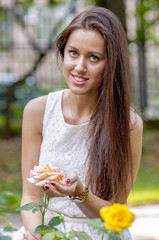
[0,2,159,119]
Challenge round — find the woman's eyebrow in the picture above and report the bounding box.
[88,51,105,57]
[67,45,78,50]
[67,45,104,57]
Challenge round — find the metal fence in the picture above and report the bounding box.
[144,43,159,119]
[129,42,159,119]
[0,1,159,119]
[0,1,77,89]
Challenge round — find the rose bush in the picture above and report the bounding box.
[99,203,135,233]
[17,165,136,240]
[27,164,66,186]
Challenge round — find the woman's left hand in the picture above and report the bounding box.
[43,171,85,198]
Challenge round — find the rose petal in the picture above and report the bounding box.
[27,178,37,184]
[46,176,58,180]
[35,180,46,186]
[32,175,44,180]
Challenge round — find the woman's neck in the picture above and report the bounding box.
[62,89,97,125]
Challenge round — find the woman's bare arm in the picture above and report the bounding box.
[21,96,47,239]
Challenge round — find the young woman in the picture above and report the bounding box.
[14,6,142,240]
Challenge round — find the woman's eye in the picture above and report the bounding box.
[69,51,77,57]
[90,55,99,62]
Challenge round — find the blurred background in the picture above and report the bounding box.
[0,0,159,230]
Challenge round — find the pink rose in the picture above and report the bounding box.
[28,164,65,186]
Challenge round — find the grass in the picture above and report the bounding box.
[0,121,159,208]
[128,120,159,204]
[128,168,159,204]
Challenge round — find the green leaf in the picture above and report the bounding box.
[42,232,55,240]
[0,192,18,207]
[34,225,53,235]
[59,215,64,222]
[76,232,92,240]
[48,216,62,227]
[68,231,77,239]
[16,202,39,212]
[87,218,105,231]
[55,230,66,238]
[3,223,17,232]
[32,207,40,213]
[108,232,121,240]
[38,201,45,208]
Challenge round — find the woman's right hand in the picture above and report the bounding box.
[44,171,85,199]
[23,231,42,240]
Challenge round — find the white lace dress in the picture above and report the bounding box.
[9,90,132,240]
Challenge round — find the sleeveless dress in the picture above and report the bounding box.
[9,90,132,240]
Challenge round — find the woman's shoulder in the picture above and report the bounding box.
[130,107,143,132]
[24,95,48,116]
[23,95,48,132]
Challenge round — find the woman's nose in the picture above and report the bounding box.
[75,57,86,73]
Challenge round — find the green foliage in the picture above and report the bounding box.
[0,116,6,129]
[88,218,120,240]
[13,0,66,9]
[128,167,159,203]
[42,232,57,240]
[34,216,66,238]
[0,8,9,22]
[35,225,56,235]
[16,0,35,9]
[3,224,17,232]
[135,0,159,44]
[0,8,13,49]
[0,192,18,239]
[68,231,77,239]
[87,218,105,232]
[0,178,21,211]
[19,204,93,240]
[48,216,63,227]
[16,201,44,213]
[76,232,92,240]
[48,0,66,5]
[42,229,92,240]
[0,191,18,216]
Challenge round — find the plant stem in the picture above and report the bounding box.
[101,231,104,240]
[42,195,49,225]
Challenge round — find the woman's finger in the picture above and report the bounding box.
[52,182,77,195]
[43,171,80,198]
[23,231,37,240]
[65,171,78,184]
[44,183,68,197]
[43,180,77,198]
[35,233,42,240]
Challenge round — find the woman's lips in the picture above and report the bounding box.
[71,74,88,85]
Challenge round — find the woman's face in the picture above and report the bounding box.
[63,29,105,97]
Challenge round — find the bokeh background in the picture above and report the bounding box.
[0,0,159,234]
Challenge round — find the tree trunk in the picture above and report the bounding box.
[96,0,127,32]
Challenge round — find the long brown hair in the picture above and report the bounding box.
[56,7,132,203]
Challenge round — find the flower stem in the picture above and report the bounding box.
[42,195,50,225]
[101,231,104,240]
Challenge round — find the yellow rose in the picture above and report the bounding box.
[99,203,135,232]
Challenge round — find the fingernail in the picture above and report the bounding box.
[44,186,49,190]
[66,178,71,183]
[51,183,55,186]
